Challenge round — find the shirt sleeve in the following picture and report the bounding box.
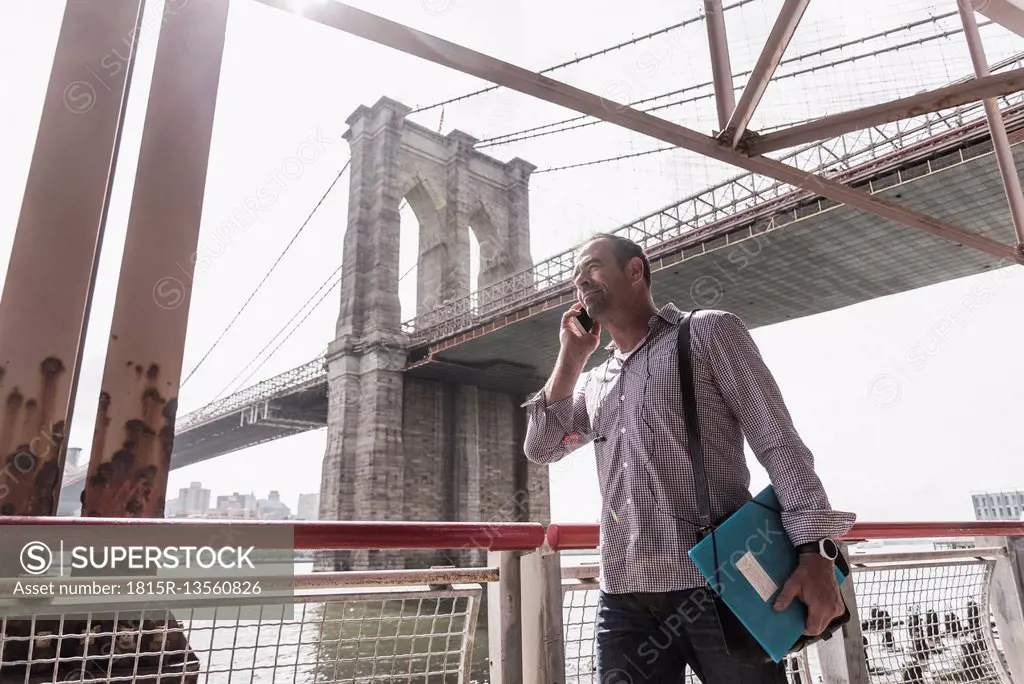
[703,311,856,546]
[521,373,594,465]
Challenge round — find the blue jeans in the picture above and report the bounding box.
[595,589,787,684]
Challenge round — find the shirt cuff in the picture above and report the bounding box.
[782,510,858,548]
[520,390,546,408]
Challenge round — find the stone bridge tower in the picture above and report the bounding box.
[318,97,548,570]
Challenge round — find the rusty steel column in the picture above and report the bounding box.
[81,0,230,518]
[959,1,1024,249]
[0,0,144,516]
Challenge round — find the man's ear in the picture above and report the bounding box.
[628,256,644,284]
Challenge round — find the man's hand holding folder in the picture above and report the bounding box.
[773,554,846,636]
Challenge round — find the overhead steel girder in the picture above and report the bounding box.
[748,67,1024,155]
[703,0,736,132]
[976,0,1024,37]
[720,0,811,148]
[959,1,1024,246]
[253,0,1023,264]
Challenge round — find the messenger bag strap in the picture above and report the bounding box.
[677,309,713,535]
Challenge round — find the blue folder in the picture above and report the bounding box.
[687,485,847,662]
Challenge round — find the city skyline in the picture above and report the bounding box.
[161,479,320,518]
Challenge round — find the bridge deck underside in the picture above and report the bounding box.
[408,141,1021,395]
[171,421,316,469]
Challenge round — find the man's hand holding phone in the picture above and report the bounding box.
[559,302,601,368]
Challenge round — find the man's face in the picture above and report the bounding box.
[572,239,630,319]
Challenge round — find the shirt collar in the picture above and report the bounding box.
[603,302,685,352]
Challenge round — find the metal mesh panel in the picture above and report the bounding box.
[0,589,480,684]
[853,561,1010,684]
[559,559,1012,684]
[563,583,601,683]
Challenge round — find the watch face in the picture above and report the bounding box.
[821,539,839,559]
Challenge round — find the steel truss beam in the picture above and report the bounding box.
[704,0,735,132]
[254,0,1023,263]
[977,0,1024,38]
[748,67,1024,155]
[720,0,810,148]
[959,2,1024,245]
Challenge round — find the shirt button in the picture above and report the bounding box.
[623,462,628,468]
[620,394,625,401]
[620,427,626,434]
[627,497,632,505]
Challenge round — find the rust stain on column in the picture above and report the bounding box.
[0,359,67,515]
[83,365,175,517]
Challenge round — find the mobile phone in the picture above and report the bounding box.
[573,307,594,334]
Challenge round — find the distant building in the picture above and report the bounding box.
[971,490,1024,520]
[257,490,291,520]
[296,493,319,521]
[168,482,210,517]
[213,492,259,518]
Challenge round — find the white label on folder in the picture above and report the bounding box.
[735,551,779,602]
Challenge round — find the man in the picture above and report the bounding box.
[522,234,855,683]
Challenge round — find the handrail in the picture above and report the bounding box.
[0,517,546,552]
[546,520,1024,550]
[4,517,1021,553]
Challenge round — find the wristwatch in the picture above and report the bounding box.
[795,538,839,561]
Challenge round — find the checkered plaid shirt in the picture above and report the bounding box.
[523,303,855,594]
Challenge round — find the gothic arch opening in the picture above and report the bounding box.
[397,199,419,324]
[468,204,504,311]
[467,228,480,312]
[399,179,444,321]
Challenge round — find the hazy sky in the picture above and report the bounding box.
[1,0,1022,521]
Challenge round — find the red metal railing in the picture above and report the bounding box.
[546,520,1024,550]
[0,517,546,551]
[3,517,1022,552]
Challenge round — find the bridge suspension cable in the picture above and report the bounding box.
[407,0,756,115]
[180,159,351,389]
[535,37,1023,175]
[212,264,342,401]
[476,11,983,149]
[211,199,416,402]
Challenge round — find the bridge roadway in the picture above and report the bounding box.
[57,94,1024,503]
